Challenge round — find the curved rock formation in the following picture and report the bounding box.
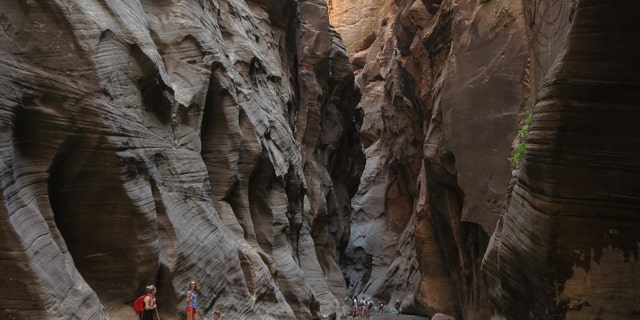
[331,0,640,319]
[483,1,640,319]
[331,0,531,317]
[0,0,361,319]
[3,0,639,318]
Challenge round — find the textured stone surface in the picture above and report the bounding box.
[0,0,361,319]
[483,1,640,319]
[331,0,529,318]
[3,0,640,319]
[331,0,640,319]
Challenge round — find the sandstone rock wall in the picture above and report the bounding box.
[483,1,640,319]
[0,0,361,319]
[331,0,531,317]
[331,0,640,319]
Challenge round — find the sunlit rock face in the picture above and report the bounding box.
[0,0,362,319]
[331,0,640,319]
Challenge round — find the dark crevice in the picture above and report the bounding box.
[49,137,148,308]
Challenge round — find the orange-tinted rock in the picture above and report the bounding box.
[332,0,529,317]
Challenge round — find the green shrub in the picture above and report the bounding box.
[508,110,533,168]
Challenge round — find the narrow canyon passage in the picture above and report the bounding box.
[329,0,640,319]
[0,1,639,319]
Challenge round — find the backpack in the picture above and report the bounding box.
[134,294,147,314]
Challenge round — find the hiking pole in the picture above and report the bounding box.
[155,308,161,320]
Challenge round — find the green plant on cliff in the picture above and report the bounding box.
[508,107,533,168]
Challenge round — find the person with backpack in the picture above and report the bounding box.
[134,285,159,319]
[186,280,199,320]
[142,285,158,320]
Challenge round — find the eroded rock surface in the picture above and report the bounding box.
[0,0,361,319]
[331,0,530,317]
[331,0,640,319]
[483,1,640,319]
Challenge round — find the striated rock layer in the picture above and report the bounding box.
[0,0,362,319]
[331,0,532,317]
[483,1,640,319]
[331,0,640,319]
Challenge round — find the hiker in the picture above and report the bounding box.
[393,299,400,315]
[378,301,384,314]
[142,285,158,320]
[186,280,199,320]
[351,300,357,317]
[366,299,373,317]
[211,310,221,320]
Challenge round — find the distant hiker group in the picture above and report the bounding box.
[350,296,376,317]
[349,296,402,318]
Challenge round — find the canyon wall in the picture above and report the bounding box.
[483,1,640,319]
[0,0,362,319]
[331,0,534,317]
[2,0,639,319]
[331,0,640,319]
